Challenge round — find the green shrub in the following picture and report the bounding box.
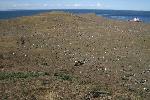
[54,72,72,81]
[0,72,49,80]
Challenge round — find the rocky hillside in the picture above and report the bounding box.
[0,12,150,100]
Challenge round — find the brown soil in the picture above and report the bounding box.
[0,11,150,100]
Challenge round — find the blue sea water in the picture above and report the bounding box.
[0,9,150,23]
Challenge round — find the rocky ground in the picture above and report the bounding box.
[0,11,150,100]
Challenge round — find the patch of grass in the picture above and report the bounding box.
[1,94,9,100]
[114,95,131,100]
[41,62,48,66]
[84,84,112,99]
[54,72,72,81]
[0,72,49,80]
[90,84,111,92]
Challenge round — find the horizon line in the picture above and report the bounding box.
[0,8,150,12]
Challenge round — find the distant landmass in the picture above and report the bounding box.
[0,9,150,23]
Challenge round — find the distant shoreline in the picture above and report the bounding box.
[0,9,150,23]
[1,9,150,12]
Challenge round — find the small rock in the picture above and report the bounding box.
[85,91,111,99]
[42,80,50,85]
[140,79,147,84]
[143,88,150,92]
[74,60,85,66]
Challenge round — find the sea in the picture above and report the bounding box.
[0,9,150,23]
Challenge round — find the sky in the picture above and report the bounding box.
[0,0,150,11]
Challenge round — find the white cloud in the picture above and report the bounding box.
[96,3,102,7]
[12,3,49,9]
[43,4,48,7]
[1,2,107,10]
[65,3,81,7]
[73,4,81,7]
[63,2,104,8]
[13,4,17,7]
[12,4,32,7]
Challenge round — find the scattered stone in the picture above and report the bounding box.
[42,80,50,86]
[143,88,150,92]
[139,79,147,84]
[74,60,85,66]
[84,91,111,100]
[0,11,150,100]
[143,69,150,73]
[20,37,25,45]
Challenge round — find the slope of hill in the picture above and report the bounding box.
[0,12,150,100]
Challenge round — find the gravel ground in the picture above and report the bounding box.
[0,11,150,100]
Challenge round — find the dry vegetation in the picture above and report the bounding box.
[0,11,150,100]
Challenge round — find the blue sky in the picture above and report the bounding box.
[0,0,150,11]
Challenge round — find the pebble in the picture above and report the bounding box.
[143,88,147,90]
[143,69,150,73]
[113,48,117,50]
[143,88,149,92]
[74,60,85,66]
[108,96,112,100]
[139,79,147,84]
